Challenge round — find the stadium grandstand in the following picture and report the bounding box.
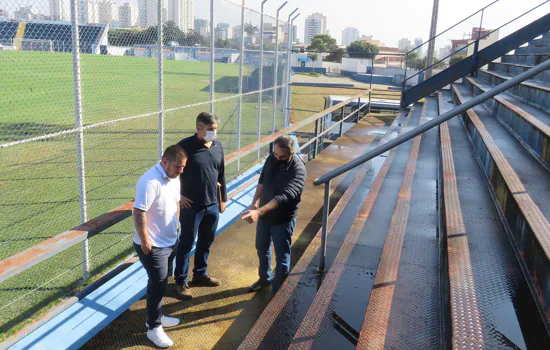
[0,19,107,53]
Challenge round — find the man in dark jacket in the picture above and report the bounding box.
[174,112,227,300]
[242,135,306,295]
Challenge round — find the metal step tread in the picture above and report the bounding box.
[439,90,550,349]
[480,70,550,93]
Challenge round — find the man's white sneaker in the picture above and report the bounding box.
[145,315,181,329]
[146,326,174,348]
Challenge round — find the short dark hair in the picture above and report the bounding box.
[274,135,296,154]
[196,112,219,128]
[162,145,187,162]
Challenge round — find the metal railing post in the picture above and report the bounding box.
[401,53,408,107]
[471,9,485,76]
[70,0,89,281]
[313,118,319,158]
[209,0,215,114]
[357,98,361,122]
[158,0,164,160]
[273,1,288,134]
[339,106,344,137]
[368,55,374,114]
[319,181,330,272]
[257,0,268,159]
[236,0,246,172]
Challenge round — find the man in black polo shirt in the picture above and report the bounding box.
[174,112,227,300]
[242,135,306,295]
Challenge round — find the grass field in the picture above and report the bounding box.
[0,50,283,339]
[0,51,399,340]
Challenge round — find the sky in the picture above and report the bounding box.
[3,0,549,51]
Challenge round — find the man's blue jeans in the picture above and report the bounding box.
[175,203,219,286]
[255,218,296,294]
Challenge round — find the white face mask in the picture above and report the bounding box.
[204,130,217,142]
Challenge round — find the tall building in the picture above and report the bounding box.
[438,45,451,60]
[78,0,98,25]
[167,0,193,32]
[398,37,411,51]
[0,9,9,18]
[414,37,423,56]
[194,18,209,36]
[49,0,70,22]
[342,27,359,46]
[98,1,118,26]
[137,0,162,28]
[232,25,242,40]
[119,3,138,28]
[214,23,229,40]
[304,12,327,45]
[361,34,372,41]
[283,24,297,44]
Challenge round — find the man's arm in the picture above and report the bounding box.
[133,208,152,255]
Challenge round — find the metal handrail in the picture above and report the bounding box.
[313,59,550,271]
[405,0,501,56]
[405,0,550,83]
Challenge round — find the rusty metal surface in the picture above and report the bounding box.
[288,103,438,350]
[239,113,408,350]
[439,93,485,348]
[453,85,550,258]
[440,89,550,349]
[357,102,429,349]
[84,114,389,350]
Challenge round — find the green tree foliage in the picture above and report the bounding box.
[347,41,379,58]
[108,21,208,47]
[307,34,338,52]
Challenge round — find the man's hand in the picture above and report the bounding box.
[242,209,260,224]
[249,201,258,211]
[180,195,193,209]
[141,239,153,256]
[220,201,227,213]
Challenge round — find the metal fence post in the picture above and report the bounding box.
[70,0,89,281]
[210,0,215,114]
[283,10,298,128]
[368,55,374,114]
[357,97,361,122]
[158,0,164,160]
[273,2,288,134]
[257,0,268,159]
[236,0,246,172]
[319,181,330,272]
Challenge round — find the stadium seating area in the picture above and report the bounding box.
[0,20,105,53]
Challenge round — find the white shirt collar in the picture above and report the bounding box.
[155,162,169,179]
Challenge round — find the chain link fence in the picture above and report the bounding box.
[0,0,292,339]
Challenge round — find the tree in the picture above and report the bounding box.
[325,48,344,63]
[244,22,258,36]
[307,34,338,53]
[347,41,379,58]
[215,38,230,48]
[450,55,465,66]
[307,52,318,73]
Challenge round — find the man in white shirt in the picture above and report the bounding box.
[133,145,187,348]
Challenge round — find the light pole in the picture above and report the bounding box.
[283,11,299,127]
[257,0,268,159]
[426,0,439,79]
[272,1,288,134]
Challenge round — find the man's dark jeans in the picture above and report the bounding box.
[134,243,176,329]
[175,203,219,286]
[255,218,296,294]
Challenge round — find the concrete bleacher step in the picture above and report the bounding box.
[489,62,550,85]
[477,70,550,112]
[515,45,550,55]
[544,32,550,39]
[502,54,550,66]
[239,108,420,349]
[451,84,550,335]
[285,101,440,349]
[464,76,550,169]
[529,38,550,47]
[438,90,550,349]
